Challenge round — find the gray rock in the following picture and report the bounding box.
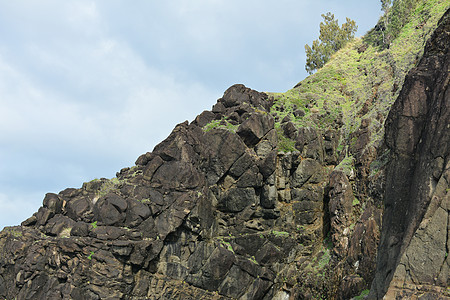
[218,188,256,213]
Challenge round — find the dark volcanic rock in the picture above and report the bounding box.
[237,113,275,147]
[370,9,450,299]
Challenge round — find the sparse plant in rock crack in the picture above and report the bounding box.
[91,220,98,229]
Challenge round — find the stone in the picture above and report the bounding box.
[125,199,151,227]
[142,155,164,181]
[236,166,263,188]
[94,193,127,226]
[44,215,75,237]
[338,275,366,300]
[255,242,282,265]
[295,127,324,163]
[220,84,251,108]
[328,171,354,257]
[260,185,277,209]
[35,206,54,226]
[229,152,254,178]
[258,150,277,179]
[291,158,322,188]
[195,110,216,127]
[237,113,274,147]
[282,121,298,140]
[43,193,63,214]
[135,151,154,166]
[71,221,90,237]
[218,188,256,213]
[218,265,255,298]
[202,129,247,185]
[65,197,91,221]
[371,10,450,299]
[186,246,236,291]
[151,161,204,190]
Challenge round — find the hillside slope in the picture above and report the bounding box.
[0,2,448,300]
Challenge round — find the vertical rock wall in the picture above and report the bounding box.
[370,9,450,299]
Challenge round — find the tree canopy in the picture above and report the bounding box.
[305,13,357,74]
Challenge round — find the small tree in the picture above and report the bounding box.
[305,12,358,74]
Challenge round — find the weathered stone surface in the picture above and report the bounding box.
[194,110,216,127]
[281,121,298,140]
[202,129,247,185]
[218,187,256,213]
[260,185,277,209]
[237,113,274,147]
[371,10,450,299]
[295,127,324,163]
[258,149,277,179]
[328,170,353,257]
[44,215,75,237]
[291,158,322,188]
[187,246,236,291]
[65,197,91,221]
[229,152,254,178]
[35,206,53,226]
[151,161,204,190]
[94,193,127,226]
[42,193,63,214]
[142,155,164,180]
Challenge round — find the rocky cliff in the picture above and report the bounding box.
[370,8,450,299]
[0,4,448,300]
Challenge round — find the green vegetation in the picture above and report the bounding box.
[271,230,290,237]
[271,0,449,160]
[3,227,22,238]
[305,12,358,74]
[203,119,239,133]
[91,221,98,229]
[87,251,95,260]
[275,125,296,153]
[354,289,370,299]
[86,177,122,198]
[367,0,422,48]
[248,256,259,264]
[336,152,354,176]
[138,198,152,204]
[216,236,235,253]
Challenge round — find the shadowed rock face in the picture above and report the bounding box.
[370,9,450,299]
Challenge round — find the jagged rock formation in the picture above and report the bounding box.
[370,9,450,299]
[0,84,380,300]
[0,5,448,300]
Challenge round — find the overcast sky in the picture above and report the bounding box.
[0,0,381,230]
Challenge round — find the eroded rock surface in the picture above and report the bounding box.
[0,84,382,300]
[370,9,450,299]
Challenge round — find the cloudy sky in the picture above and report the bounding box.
[0,0,381,230]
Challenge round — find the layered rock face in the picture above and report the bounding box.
[370,9,450,299]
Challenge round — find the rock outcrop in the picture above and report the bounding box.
[0,83,381,300]
[0,6,448,300]
[370,9,450,299]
